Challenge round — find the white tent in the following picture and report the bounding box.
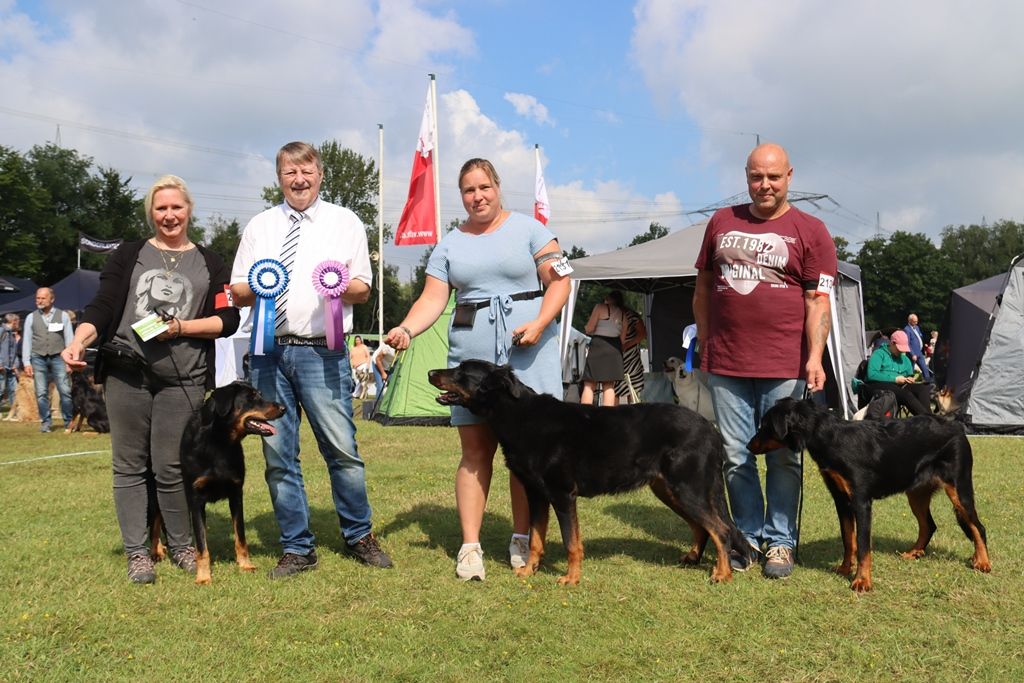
[560,221,867,417]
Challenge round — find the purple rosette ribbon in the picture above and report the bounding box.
[311,260,350,350]
[248,259,288,356]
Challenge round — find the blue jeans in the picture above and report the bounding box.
[250,344,372,555]
[1,368,17,406]
[31,354,72,428]
[372,364,385,398]
[706,373,805,550]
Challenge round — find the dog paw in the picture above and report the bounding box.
[850,576,873,593]
[900,549,926,560]
[514,565,536,578]
[833,563,854,576]
[709,569,733,584]
[973,558,992,573]
[238,563,257,573]
[194,575,212,586]
[679,550,701,566]
[556,575,579,586]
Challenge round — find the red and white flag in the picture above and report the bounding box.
[395,87,437,246]
[533,147,550,225]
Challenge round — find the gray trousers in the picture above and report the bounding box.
[104,371,204,556]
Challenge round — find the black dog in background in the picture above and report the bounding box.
[748,397,991,592]
[428,359,748,585]
[65,370,110,434]
[158,381,284,585]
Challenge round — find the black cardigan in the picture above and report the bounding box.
[82,240,241,389]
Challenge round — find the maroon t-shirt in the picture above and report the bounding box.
[694,204,837,379]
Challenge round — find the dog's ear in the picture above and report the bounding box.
[497,364,526,399]
[203,386,236,420]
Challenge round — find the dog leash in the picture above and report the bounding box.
[793,386,812,564]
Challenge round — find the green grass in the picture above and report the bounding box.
[1,411,1022,682]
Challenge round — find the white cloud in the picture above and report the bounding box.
[629,0,1024,241]
[503,92,555,127]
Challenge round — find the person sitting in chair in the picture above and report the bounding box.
[863,330,931,415]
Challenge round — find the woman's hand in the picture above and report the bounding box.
[61,341,88,371]
[154,317,183,342]
[511,320,545,347]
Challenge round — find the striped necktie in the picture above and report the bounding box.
[275,211,305,331]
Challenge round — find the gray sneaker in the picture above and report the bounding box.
[763,545,795,579]
[127,553,156,584]
[170,546,197,573]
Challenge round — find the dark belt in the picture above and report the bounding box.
[276,335,328,347]
[460,290,543,311]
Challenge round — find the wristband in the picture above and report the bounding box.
[399,326,413,339]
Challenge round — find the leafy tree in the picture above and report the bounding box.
[854,231,955,331]
[834,235,854,262]
[204,215,243,266]
[0,146,48,278]
[628,222,669,246]
[939,220,1024,287]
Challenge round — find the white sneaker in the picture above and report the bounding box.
[508,536,529,569]
[456,545,485,581]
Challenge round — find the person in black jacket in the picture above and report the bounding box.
[62,175,240,584]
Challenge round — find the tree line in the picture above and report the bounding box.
[2,142,1022,339]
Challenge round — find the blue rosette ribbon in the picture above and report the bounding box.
[248,259,288,356]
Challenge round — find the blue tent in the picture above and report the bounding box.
[0,270,100,314]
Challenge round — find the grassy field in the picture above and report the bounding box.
[1,408,1022,682]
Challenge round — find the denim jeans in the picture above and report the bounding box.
[1,368,17,406]
[250,344,372,555]
[31,353,72,428]
[372,364,385,398]
[706,373,805,550]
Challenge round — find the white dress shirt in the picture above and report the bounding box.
[231,198,372,338]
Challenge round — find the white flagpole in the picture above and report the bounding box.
[377,123,385,341]
[429,73,441,245]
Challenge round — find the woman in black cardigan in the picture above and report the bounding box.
[62,175,239,584]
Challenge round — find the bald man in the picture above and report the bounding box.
[22,287,74,432]
[693,143,838,579]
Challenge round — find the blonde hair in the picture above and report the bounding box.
[458,158,502,191]
[143,175,194,230]
[276,141,323,177]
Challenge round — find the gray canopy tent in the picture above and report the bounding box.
[934,255,1024,434]
[559,221,867,417]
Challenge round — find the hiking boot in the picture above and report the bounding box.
[170,546,197,574]
[763,545,795,579]
[345,533,393,569]
[456,544,485,581]
[127,553,156,584]
[729,542,760,572]
[268,551,319,579]
[508,535,529,569]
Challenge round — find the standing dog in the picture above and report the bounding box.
[428,359,748,585]
[177,381,285,585]
[748,397,991,592]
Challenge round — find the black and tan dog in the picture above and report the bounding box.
[176,381,284,585]
[428,359,748,585]
[65,370,110,434]
[748,397,991,592]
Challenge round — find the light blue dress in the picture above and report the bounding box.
[426,212,563,425]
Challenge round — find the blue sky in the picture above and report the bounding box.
[3,0,1023,278]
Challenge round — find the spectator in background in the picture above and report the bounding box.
[581,291,626,407]
[0,314,21,409]
[22,287,74,432]
[925,330,939,368]
[903,313,932,382]
[372,340,396,398]
[614,298,647,404]
[863,330,932,415]
[350,335,371,375]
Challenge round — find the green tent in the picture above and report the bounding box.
[372,296,453,426]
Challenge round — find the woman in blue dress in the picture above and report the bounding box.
[386,158,571,581]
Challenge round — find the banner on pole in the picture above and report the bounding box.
[395,87,438,246]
